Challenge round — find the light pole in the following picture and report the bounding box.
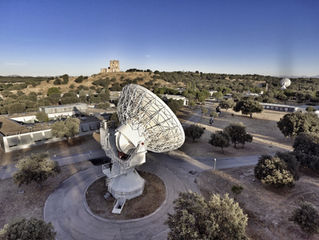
[213,158,217,170]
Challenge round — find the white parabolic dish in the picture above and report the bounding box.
[117,84,185,153]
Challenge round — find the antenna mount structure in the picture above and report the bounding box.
[100,84,185,214]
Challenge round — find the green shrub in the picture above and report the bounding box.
[13,153,60,187]
[184,124,204,142]
[223,123,253,148]
[166,192,248,240]
[231,185,244,195]
[254,155,294,187]
[289,201,319,235]
[209,131,230,153]
[0,218,56,240]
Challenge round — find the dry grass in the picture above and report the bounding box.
[197,167,319,240]
[21,72,173,95]
[86,171,166,220]
[0,161,92,228]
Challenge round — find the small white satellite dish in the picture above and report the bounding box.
[280,78,291,90]
[100,84,185,214]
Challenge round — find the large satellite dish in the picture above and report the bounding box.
[280,78,291,90]
[100,84,185,214]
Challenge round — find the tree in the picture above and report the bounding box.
[306,106,316,112]
[47,87,61,96]
[209,131,230,153]
[51,117,80,141]
[167,99,183,114]
[233,99,263,118]
[36,111,49,122]
[223,123,253,148]
[254,155,294,188]
[293,133,319,172]
[289,202,319,236]
[219,99,235,111]
[166,192,248,240]
[13,153,60,187]
[275,152,300,180]
[75,75,84,83]
[184,124,204,142]
[277,112,319,137]
[0,218,56,240]
[7,103,26,114]
[212,91,223,101]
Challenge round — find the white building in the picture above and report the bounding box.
[162,94,189,106]
[39,103,88,119]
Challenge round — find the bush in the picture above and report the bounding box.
[184,124,204,142]
[223,123,253,148]
[47,87,61,96]
[219,99,235,110]
[0,218,56,240]
[36,111,49,122]
[209,131,230,153]
[306,106,316,112]
[74,75,84,83]
[53,78,62,85]
[289,202,319,235]
[275,152,300,180]
[254,155,294,187]
[231,185,244,195]
[7,103,26,114]
[61,74,69,84]
[166,192,248,240]
[13,153,60,187]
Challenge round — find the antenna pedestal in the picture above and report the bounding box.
[107,169,145,200]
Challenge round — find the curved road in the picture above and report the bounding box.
[44,153,200,240]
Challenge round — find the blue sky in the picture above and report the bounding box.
[0,0,318,76]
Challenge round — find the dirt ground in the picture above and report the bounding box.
[0,161,92,228]
[86,171,166,220]
[0,134,102,166]
[197,167,319,240]
[179,105,293,159]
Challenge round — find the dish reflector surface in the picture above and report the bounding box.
[117,84,185,153]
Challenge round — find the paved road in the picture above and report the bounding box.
[44,153,199,240]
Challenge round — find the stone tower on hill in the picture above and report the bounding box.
[101,60,120,73]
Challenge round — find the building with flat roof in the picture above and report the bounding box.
[162,94,189,106]
[39,103,88,119]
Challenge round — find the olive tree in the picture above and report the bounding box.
[223,123,253,148]
[219,99,235,111]
[0,218,56,240]
[184,124,204,142]
[36,111,49,122]
[51,117,80,142]
[166,192,248,240]
[13,153,60,187]
[254,155,294,188]
[289,201,319,236]
[293,133,319,172]
[233,99,263,118]
[277,112,319,137]
[209,131,230,153]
